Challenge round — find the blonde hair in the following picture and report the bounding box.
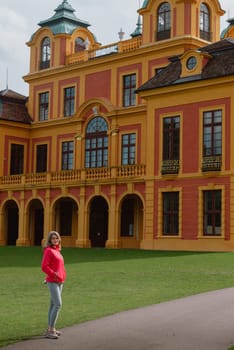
[45,231,62,249]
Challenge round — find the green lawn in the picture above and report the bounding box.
[1,247,234,347]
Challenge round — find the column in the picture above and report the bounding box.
[75,186,91,247]
[106,184,120,248]
[17,191,30,246]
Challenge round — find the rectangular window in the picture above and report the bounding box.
[64,87,75,117]
[10,144,24,175]
[203,110,222,156]
[163,116,180,160]
[85,136,108,168]
[61,141,74,170]
[39,92,49,121]
[36,144,47,173]
[123,74,136,107]
[163,192,179,235]
[203,190,221,236]
[121,133,136,165]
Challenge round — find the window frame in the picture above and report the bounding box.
[123,73,136,107]
[10,144,24,175]
[156,2,171,41]
[200,3,211,41]
[64,86,75,117]
[203,110,222,157]
[162,191,179,236]
[75,37,86,52]
[203,190,222,236]
[40,37,51,70]
[61,141,74,170]
[36,144,48,173]
[39,92,49,121]
[163,116,180,161]
[121,133,136,165]
[85,117,109,168]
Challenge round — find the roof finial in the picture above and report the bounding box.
[118,28,125,41]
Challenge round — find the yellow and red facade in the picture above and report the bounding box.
[0,0,234,251]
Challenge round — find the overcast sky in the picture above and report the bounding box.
[0,0,233,96]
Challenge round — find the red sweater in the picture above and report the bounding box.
[41,245,66,283]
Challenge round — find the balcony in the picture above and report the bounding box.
[200,30,212,42]
[39,60,50,70]
[156,29,171,41]
[161,159,180,175]
[201,156,222,172]
[66,37,142,65]
[0,165,146,189]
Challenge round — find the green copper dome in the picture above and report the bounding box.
[37,0,90,35]
[221,18,234,39]
[131,15,142,38]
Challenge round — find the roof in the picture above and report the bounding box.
[0,88,27,101]
[0,89,32,124]
[37,0,90,35]
[136,39,234,93]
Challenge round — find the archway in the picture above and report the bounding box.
[28,199,44,246]
[120,194,144,247]
[89,196,108,247]
[53,197,78,237]
[4,200,19,245]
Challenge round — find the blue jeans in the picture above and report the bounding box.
[47,282,63,328]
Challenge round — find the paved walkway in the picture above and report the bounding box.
[2,288,234,350]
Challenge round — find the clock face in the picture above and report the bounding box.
[186,56,197,70]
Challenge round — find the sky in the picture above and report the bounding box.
[0,0,233,96]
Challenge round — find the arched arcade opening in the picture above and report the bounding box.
[27,199,44,246]
[4,200,19,245]
[89,196,108,247]
[120,194,144,248]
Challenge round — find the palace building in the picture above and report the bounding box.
[1,0,234,251]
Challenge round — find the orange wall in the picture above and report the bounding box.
[85,70,111,100]
[153,177,230,240]
[154,97,231,175]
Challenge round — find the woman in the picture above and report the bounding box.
[41,231,66,339]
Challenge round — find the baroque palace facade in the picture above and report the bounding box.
[0,0,234,251]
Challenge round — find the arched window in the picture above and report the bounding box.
[200,3,211,41]
[156,2,171,41]
[40,37,50,69]
[75,37,85,52]
[85,117,108,168]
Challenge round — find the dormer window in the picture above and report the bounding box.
[200,3,211,41]
[40,37,50,70]
[186,56,197,70]
[156,2,171,41]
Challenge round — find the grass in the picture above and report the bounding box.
[1,247,234,347]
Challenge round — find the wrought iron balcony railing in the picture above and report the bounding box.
[201,155,222,172]
[161,159,180,175]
